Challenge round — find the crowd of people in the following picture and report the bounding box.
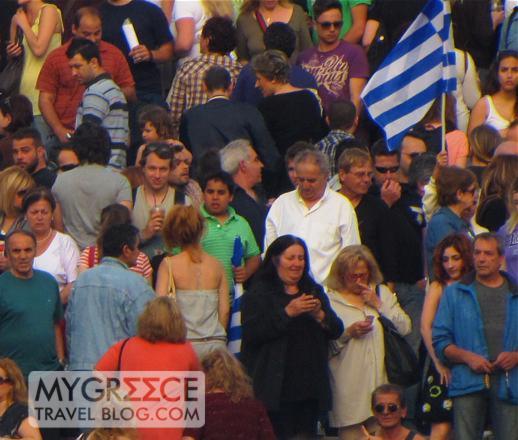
[0,0,517,439]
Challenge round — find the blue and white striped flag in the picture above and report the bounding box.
[228,237,244,356]
[361,0,456,150]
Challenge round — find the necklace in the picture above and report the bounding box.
[36,229,53,244]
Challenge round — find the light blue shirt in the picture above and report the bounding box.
[66,257,155,370]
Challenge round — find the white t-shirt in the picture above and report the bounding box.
[34,231,80,290]
[173,0,208,59]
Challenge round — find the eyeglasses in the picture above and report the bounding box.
[317,20,343,29]
[375,166,399,174]
[60,164,78,172]
[374,403,400,414]
[0,377,12,385]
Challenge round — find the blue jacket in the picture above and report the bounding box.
[66,257,155,370]
[433,272,518,403]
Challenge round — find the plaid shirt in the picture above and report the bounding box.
[168,53,242,138]
[315,129,354,175]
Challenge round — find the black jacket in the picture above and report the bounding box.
[241,277,343,411]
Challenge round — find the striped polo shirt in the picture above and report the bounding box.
[76,73,129,169]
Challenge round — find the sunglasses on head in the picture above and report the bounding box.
[0,377,12,385]
[317,20,343,29]
[375,166,399,174]
[374,403,400,414]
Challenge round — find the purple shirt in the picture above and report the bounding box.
[297,40,369,112]
[498,224,518,282]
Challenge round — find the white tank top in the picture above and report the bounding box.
[485,95,511,131]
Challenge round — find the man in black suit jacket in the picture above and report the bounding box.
[179,66,280,172]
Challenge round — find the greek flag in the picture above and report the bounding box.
[228,237,244,356]
[361,0,456,150]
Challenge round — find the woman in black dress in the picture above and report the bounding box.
[241,235,343,439]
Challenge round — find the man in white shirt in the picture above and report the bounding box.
[265,149,360,283]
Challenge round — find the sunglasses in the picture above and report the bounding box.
[317,20,343,29]
[374,403,400,414]
[0,377,12,385]
[60,164,78,172]
[375,166,399,174]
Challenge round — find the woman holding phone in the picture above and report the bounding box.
[326,245,411,440]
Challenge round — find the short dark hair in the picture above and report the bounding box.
[474,232,504,256]
[328,100,356,130]
[72,121,111,165]
[5,229,36,254]
[263,22,296,58]
[436,166,477,207]
[313,0,342,20]
[284,141,314,166]
[201,16,236,55]
[73,6,101,28]
[101,224,139,258]
[0,95,33,134]
[12,127,42,147]
[408,153,436,188]
[201,170,234,195]
[371,384,406,409]
[140,142,173,167]
[22,187,56,213]
[370,138,400,160]
[204,66,231,92]
[66,37,101,63]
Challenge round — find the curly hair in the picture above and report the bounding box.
[483,50,518,117]
[201,16,236,55]
[162,205,205,257]
[252,50,290,83]
[432,233,473,285]
[0,357,28,405]
[202,349,253,403]
[72,121,111,165]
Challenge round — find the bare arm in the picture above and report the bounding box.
[217,266,230,330]
[155,258,170,296]
[60,283,73,305]
[120,199,133,210]
[349,77,367,116]
[121,85,137,103]
[467,98,488,135]
[53,202,64,232]
[444,344,493,374]
[161,0,174,23]
[362,19,380,49]
[15,6,60,57]
[39,91,72,144]
[14,417,43,440]
[244,255,261,282]
[54,323,65,362]
[174,18,195,57]
[343,4,368,44]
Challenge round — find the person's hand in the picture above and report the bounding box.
[358,283,381,310]
[6,41,22,58]
[285,294,320,318]
[380,179,401,207]
[434,361,452,386]
[55,125,73,145]
[232,265,246,284]
[466,353,493,374]
[13,8,30,31]
[436,150,448,168]
[347,318,374,339]
[493,352,518,371]
[143,209,164,238]
[308,297,325,322]
[129,45,153,63]
[491,9,505,29]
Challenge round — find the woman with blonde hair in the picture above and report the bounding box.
[236,0,312,62]
[156,205,229,357]
[0,166,35,271]
[96,296,200,440]
[183,349,275,439]
[0,357,42,439]
[477,155,518,231]
[173,0,234,59]
[498,177,518,281]
[326,245,411,440]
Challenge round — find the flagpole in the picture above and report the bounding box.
[441,93,446,152]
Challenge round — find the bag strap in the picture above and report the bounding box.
[254,10,269,33]
[167,257,176,299]
[117,338,131,371]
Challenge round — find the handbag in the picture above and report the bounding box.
[0,28,24,97]
[376,285,420,387]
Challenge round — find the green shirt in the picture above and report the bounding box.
[0,270,63,377]
[308,0,372,40]
[200,205,260,290]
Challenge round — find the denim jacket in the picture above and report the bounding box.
[433,272,518,404]
[66,257,155,370]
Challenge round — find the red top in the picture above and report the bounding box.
[183,393,276,440]
[36,39,135,130]
[96,337,200,440]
